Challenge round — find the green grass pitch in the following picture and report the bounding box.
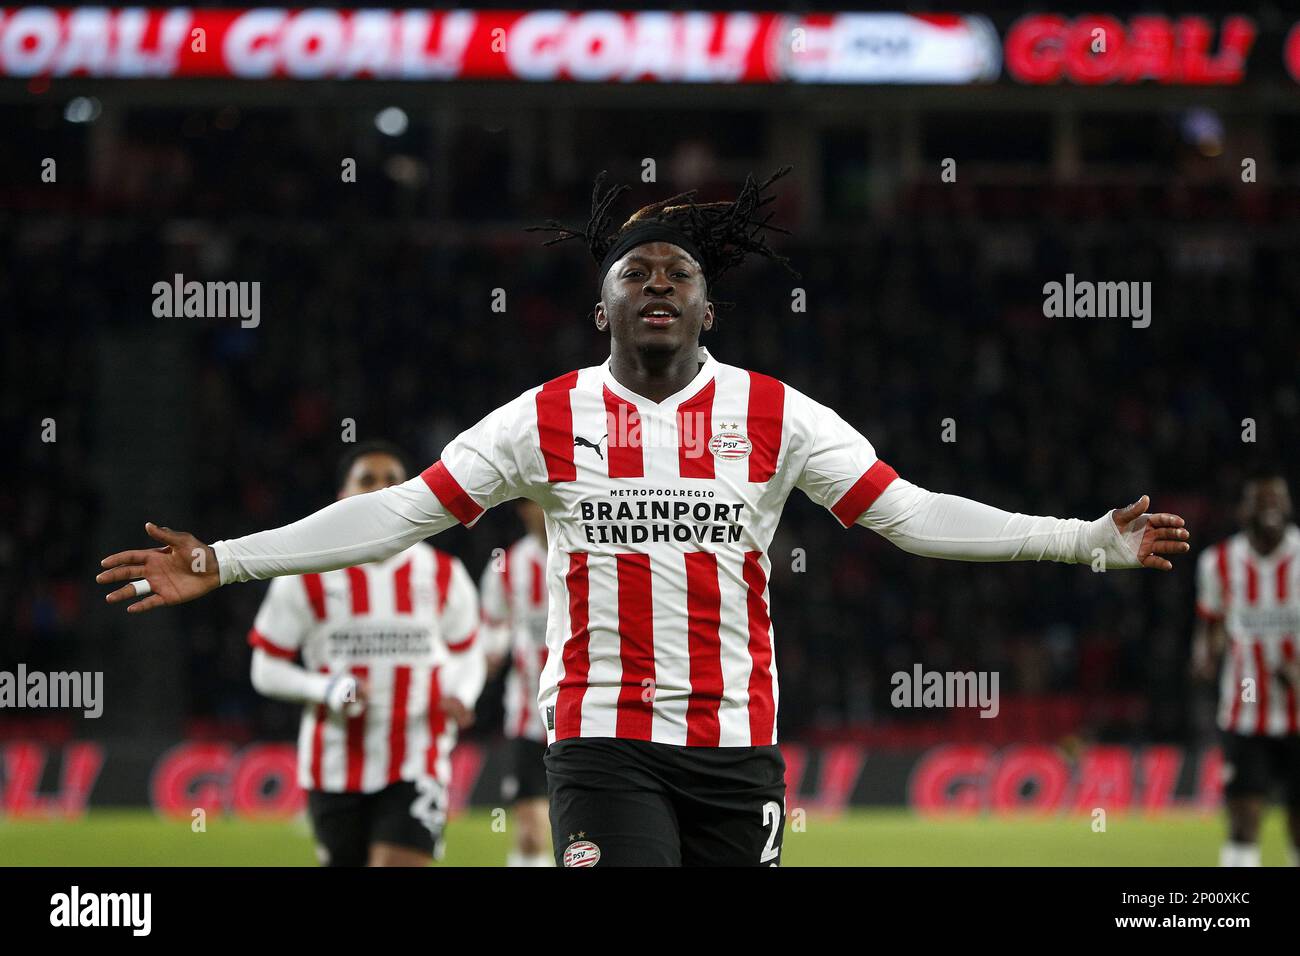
[1,809,1292,866]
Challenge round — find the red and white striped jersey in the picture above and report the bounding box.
[247,543,481,792]
[1196,526,1300,737]
[480,534,550,742]
[420,348,897,747]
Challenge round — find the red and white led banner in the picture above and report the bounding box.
[0,7,999,83]
[0,739,1226,817]
[1005,14,1256,85]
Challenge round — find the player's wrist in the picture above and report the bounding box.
[323,673,360,714]
[200,545,222,586]
[1082,511,1139,568]
[210,540,238,586]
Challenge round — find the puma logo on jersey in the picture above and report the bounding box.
[574,434,607,460]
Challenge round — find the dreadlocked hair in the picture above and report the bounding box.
[525,166,800,309]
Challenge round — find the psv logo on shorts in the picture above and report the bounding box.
[562,840,601,867]
[708,427,752,461]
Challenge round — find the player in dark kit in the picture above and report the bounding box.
[98,169,1191,866]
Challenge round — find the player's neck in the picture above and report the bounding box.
[1247,527,1285,557]
[608,342,704,404]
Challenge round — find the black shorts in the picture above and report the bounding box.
[545,737,786,867]
[501,737,550,803]
[1221,732,1300,806]
[306,778,448,866]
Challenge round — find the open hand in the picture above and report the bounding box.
[97,522,221,613]
[1111,495,1190,571]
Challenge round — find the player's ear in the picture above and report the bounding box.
[594,302,609,332]
[702,301,715,332]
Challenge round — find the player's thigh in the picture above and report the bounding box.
[678,789,785,867]
[1277,735,1300,810]
[516,796,553,850]
[367,778,444,862]
[306,789,369,867]
[548,784,680,866]
[511,737,551,802]
[1223,732,1275,800]
[673,746,787,867]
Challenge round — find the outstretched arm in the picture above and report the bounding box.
[97,473,459,613]
[859,480,1189,570]
[98,391,535,614]
[793,390,1189,571]
[212,474,459,583]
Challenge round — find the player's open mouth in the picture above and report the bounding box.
[639,301,679,327]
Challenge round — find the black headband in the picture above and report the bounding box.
[596,222,706,292]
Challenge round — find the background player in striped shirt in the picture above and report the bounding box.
[480,500,553,867]
[98,170,1190,866]
[1193,469,1300,867]
[247,442,485,866]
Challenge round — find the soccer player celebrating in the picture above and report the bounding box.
[99,169,1190,866]
[1193,470,1300,867]
[480,500,553,866]
[246,441,485,866]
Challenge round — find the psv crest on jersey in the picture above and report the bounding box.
[708,423,751,461]
[562,840,601,867]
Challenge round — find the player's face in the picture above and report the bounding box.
[1240,477,1292,537]
[595,242,714,355]
[517,499,546,540]
[338,453,407,500]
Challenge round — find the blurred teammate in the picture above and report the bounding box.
[1193,470,1300,867]
[247,441,485,867]
[100,170,1190,866]
[480,500,552,866]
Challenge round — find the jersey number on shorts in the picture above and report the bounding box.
[410,777,448,837]
[760,799,782,865]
